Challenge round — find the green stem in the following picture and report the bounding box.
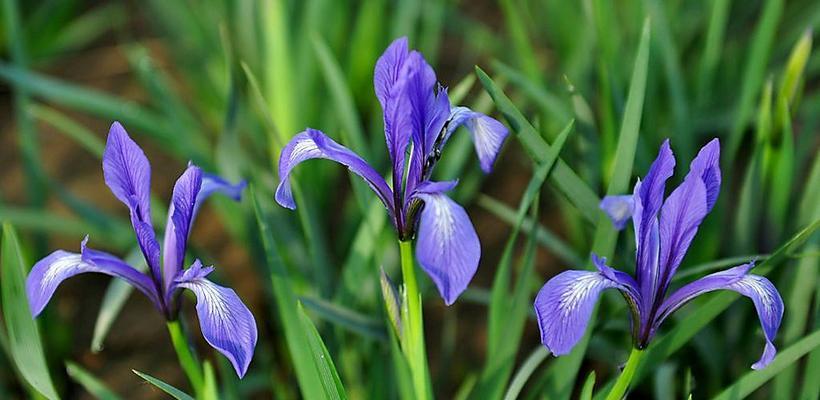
[399,240,431,400]
[605,348,645,400]
[167,320,204,395]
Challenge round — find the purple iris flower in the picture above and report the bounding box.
[534,139,784,369]
[26,122,257,377]
[275,37,509,305]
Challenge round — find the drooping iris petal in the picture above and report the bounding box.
[275,129,394,212]
[103,122,162,279]
[198,173,246,207]
[534,264,638,356]
[600,195,634,230]
[687,138,721,212]
[163,165,203,291]
[413,190,479,305]
[656,262,783,369]
[27,239,159,316]
[173,260,257,378]
[446,106,509,173]
[657,174,708,294]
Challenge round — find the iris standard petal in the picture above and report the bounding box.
[687,138,721,212]
[405,52,449,195]
[174,260,257,378]
[275,128,394,212]
[657,173,708,294]
[375,37,412,188]
[657,262,783,369]
[163,165,203,290]
[27,240,159,316]
[600,195,634,230]
[413,191,479,305]
[103,122,153,226]
[102,122,162,278]
[534,268,634,356]
[446,106,509,173]
[634,142,675,306]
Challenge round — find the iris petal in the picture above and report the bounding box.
[26,239,159,316]
[534,261,639,356]
[446,107,509,173]
[173,260,257,378]
[413,190,479,305]
[657,262,783,369]
[374,37,412,189]
[687,139,721,212]
[163,165,203,291]
[599,195,634,230]
[657,173,708,294]
[102,122,162,279]
[275,129,394,212]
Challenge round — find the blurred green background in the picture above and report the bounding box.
[0,0,818,399]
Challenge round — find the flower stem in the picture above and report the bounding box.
[399,240,431,400]
[605,347,645,400]
[167,320,204,394]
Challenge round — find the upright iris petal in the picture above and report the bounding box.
[27,122,256,378]
[275,37,509,305]
[535,139,784,369]
[103,122,162,284]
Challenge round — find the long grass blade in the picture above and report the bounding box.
[1,224,60,400]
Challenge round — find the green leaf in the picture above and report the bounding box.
[476,195,582,265]
[90,249,147,352]
[1,223,60,400]
[713,329,820,400]
[579,371,597,400]
[65,361,121,400]
[251,186,326,400]
[695,0,730,106]
[502,347,549,400]
[475,67,600,222]
[298,303,347,400]
[132,370,194,400]
[300,295,386,341]
[545,18,650,399]
[201,362,219,400]
[29,104,105,157]
[726,0,784,164]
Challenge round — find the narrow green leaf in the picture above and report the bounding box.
[66,362,121,400]
[476,195,582,265]
[579,371,597,400]
[132,370,194,400]
[29,104,105,157]
[545,19,650,399]
[713,329,820,400]
[251,186,326,399]
[1,223,60,400]
[311,34,368,158]
[298,303,347,400]
[91,249,147,352]
[201,362,219,400]
[695,0,730,106]
[726,0,784,164]
[502,347,549,400]
[475,67,600,222]
[300,295,386,341]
